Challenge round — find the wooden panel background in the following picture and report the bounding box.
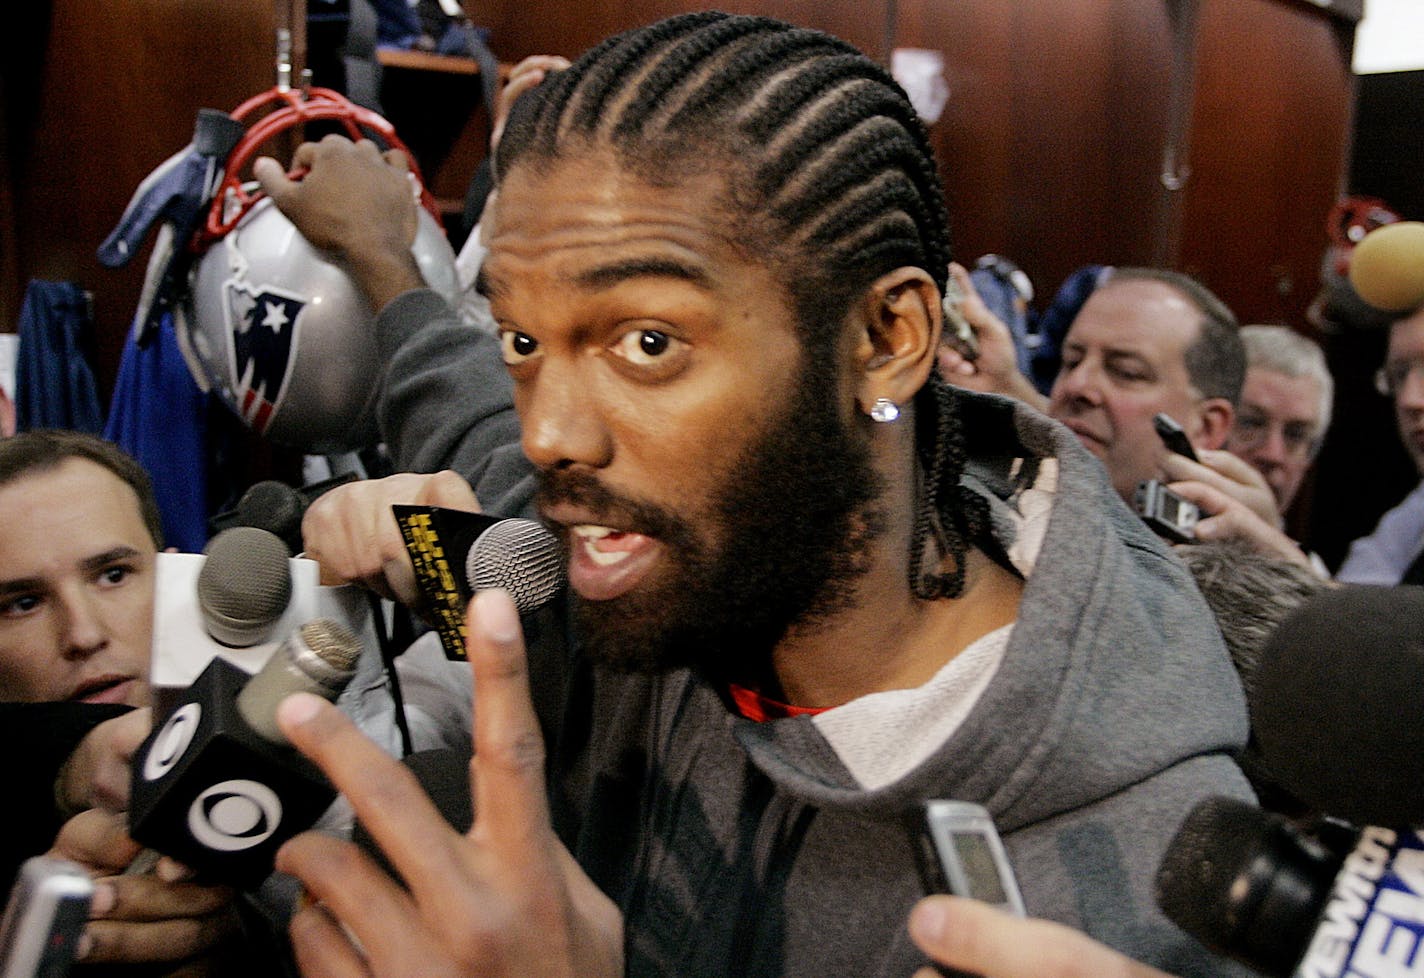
[1,0,294,399]
[2,0,1358,419]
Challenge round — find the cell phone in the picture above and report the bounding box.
[1134,479,1200,544]
[940,276,980,362]
[913,800,1026,916]
[0,856,93,978]
[1153,413,1199,463]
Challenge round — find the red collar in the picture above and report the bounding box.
[726,683,829,721]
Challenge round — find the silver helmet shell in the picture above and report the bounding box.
[178,194,457,454]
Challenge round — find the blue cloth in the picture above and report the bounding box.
[968,263,1034,378]
[1026,265,1108,395]
[1336,480,1424,585]
[103,313,211,553]
[370,0,422,47]
[14,280,104,434]
[97,110,242,345]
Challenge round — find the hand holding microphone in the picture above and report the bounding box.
[300,470,485,604]
[128,617,363,887]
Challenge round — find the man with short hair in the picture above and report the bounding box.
[940,263,1245,505]
[1044,267,1244,504]
[1226,325,1333,513]
[942,264,1320,567]
[1337,302,1424,584]
[0,429,161,707]
[257,14,1253,977]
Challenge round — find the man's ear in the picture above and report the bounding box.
[853,266,941,416]
[1191,398,1235,451]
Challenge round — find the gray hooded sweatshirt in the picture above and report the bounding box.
[374,290,1255,978]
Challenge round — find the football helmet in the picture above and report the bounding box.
[177,86,459,454]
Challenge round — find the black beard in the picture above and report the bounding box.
[536,351,886,686]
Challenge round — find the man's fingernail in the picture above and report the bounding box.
[909,897,952,942]
[474,589,520,643]
[76,931,94,961]
[277,692,325,728]
[89,882,115,917]
[156,857,194,883]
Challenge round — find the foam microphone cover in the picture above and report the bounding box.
[1348,221,1424,312]
[1154,796,1339,977]
[197,527,293,647]
[234,480,306,554]
[1249,584,1424,827]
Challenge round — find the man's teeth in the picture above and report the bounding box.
[572,524,631,567]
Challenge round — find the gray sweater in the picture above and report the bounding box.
[373,290,1254,977]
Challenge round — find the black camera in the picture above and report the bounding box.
[1134,480,1199,543]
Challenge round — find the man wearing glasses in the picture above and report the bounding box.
[1337,302,1424,584]
[1224,325,1334,514]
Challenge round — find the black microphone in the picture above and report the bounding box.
[1155,585,1424,977]
[196,527,293,647]
[393,505,564,659]
[1248,585,1424,828]
[128,618,362,887]
[208,474,357,554]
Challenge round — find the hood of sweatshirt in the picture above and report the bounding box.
[727,390,1249,833]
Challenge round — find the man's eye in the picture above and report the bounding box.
[99,566,131,586]
[1108,364,1149,382]
[0,595,40,617]
[613,329,681,366]
[500,331,540,364]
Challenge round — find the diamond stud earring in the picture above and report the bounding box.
[869,397,900,423]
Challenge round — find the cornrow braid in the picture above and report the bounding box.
[494,12,952,311]
[911,377,991,600]
[496,12,977,597]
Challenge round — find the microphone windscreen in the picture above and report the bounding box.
[235,618,362,744]
[464,518,564,615]
[197,527,294,647]
[1249,585,1424,826]
[1348,221,1424,313]
[235,481,305,552]
[1154,796,1337,977]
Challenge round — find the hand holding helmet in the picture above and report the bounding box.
[253,137,427,313]
[175,89,459,455]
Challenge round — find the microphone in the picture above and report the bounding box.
[1249,585,1424,828]
[236,619,362,744]
[208,473,357,554]
[128,618,362,887]
[1348,221,1424,313]
[1155,585,1424,977]
[1156,797,1424,978]
[393,505,564,659]
[196,527,293,646]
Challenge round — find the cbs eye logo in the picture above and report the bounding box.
[188,780,284,851]
[143,703,202,781]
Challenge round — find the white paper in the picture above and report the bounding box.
[0,333,17,402]
[891,48,950,125]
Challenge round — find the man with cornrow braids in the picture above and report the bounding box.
[255,12,1253,977]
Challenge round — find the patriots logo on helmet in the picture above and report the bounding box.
[222,280,303,435]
